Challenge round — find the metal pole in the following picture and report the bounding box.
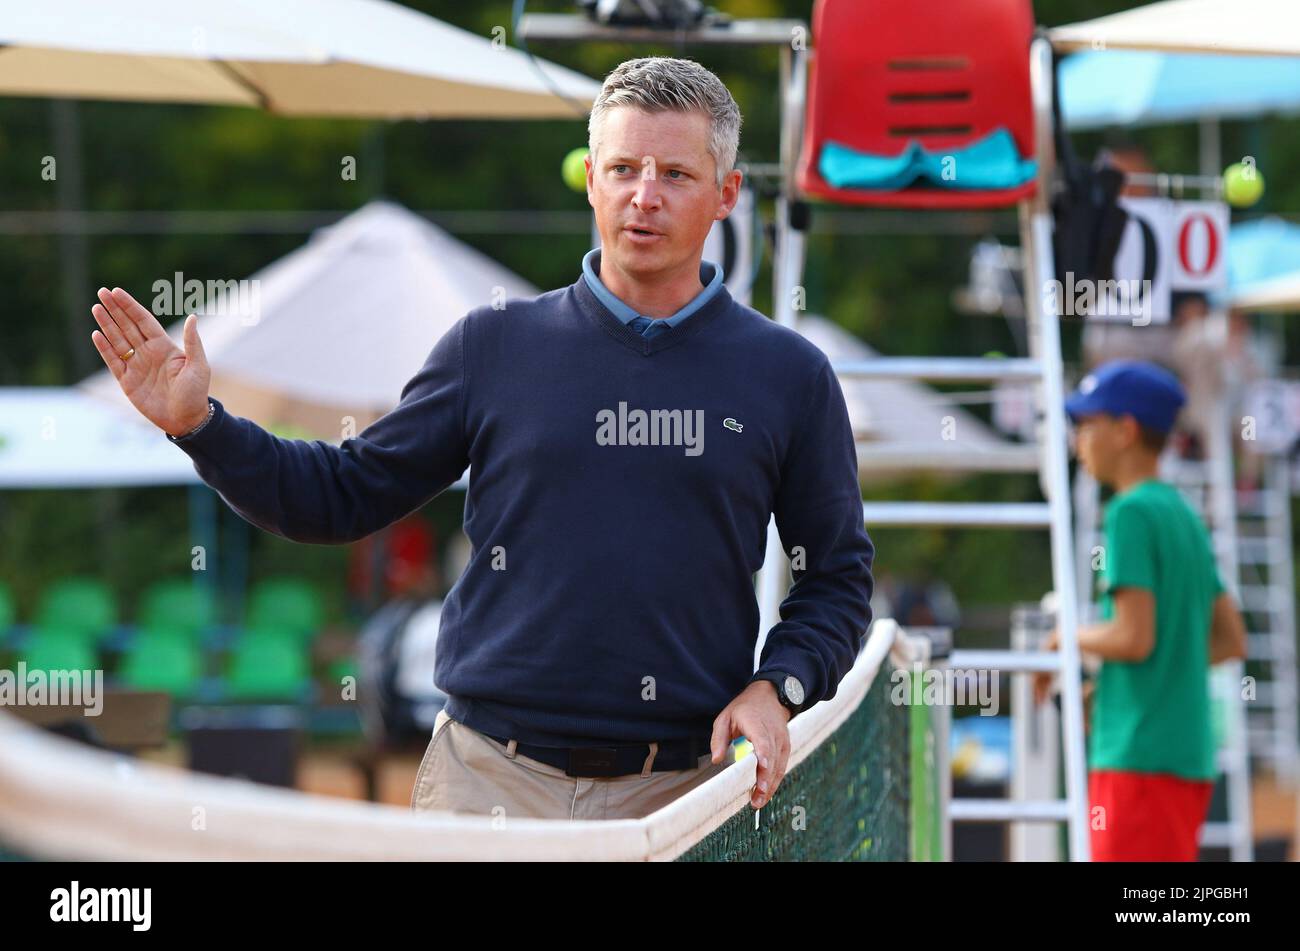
[757,41,808,657]
[1026,36,1090,862]
[1267,453,1300,786]
[1198,117,1222,181]
[1204,335,1255,861]
[1012,604,1063,861]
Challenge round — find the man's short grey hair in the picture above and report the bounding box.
[588,56,742,189]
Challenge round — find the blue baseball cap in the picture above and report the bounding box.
[1065,360,1187,434]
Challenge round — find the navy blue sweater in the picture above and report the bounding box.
[168,272,875,746]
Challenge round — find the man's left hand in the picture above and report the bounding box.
[710,680,791,810]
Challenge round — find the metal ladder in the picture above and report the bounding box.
[1073,450,1256,860]
[1235,454,1300,785]
[757,37,1092,861]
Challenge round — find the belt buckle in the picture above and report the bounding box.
[566,746,621,778]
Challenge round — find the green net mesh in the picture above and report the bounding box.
[676,667,909,862]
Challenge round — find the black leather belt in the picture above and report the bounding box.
[481,731,714,778]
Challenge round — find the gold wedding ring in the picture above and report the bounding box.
[119,348,136,361]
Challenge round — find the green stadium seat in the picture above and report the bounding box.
[225,636,310,701]
[138,580,215,643]
[20,627,97,674]
[246,578,323,645]
[120,629,203,697]
[35,578,117,644]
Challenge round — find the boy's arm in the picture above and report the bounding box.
[1036,588,1153,704]
[1208,592,1247,664]
[1075,587,1155,661]
[1074,500,1158,662]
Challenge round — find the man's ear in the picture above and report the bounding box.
[715,168,743,220]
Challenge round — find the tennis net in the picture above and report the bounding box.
[0,620,927,861]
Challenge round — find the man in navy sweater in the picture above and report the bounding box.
[88,57,875,821]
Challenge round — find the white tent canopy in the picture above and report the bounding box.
[0,388,200,489]
[1052,0,1300,57]
[0,0,599,118]
[83,200,539,438]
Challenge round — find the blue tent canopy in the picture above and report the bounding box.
[1229,217,1300,292]
[1060,50,1300,130]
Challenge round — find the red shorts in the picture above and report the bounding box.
[1088,769,1214,862]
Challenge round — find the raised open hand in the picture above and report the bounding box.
[89,287,211,437]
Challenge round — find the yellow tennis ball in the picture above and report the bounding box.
[562,147,589,193]
[1223,162,1264,208]
[733,738,753,763]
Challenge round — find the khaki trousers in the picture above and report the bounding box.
[410,709,731,820]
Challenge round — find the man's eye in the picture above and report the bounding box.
[666,170,684,180]
[612,165,630,174]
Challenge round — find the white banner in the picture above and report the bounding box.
[1080,197,1229,325]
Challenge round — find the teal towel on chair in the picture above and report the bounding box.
[819,141,922,191]
[819,128,1036,191]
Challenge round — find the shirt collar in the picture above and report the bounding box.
[581,248,724,328]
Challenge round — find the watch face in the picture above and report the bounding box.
[783,675,805,706]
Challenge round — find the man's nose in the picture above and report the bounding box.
[632,170,663,211]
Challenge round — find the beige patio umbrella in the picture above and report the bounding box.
[0,0,599,118]
[1052,0,1300,58]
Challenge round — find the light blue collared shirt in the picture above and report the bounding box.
[581,248,724,329]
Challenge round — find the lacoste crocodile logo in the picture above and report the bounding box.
[723,417,743,433]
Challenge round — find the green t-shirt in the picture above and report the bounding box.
[1090,479,1224,780]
